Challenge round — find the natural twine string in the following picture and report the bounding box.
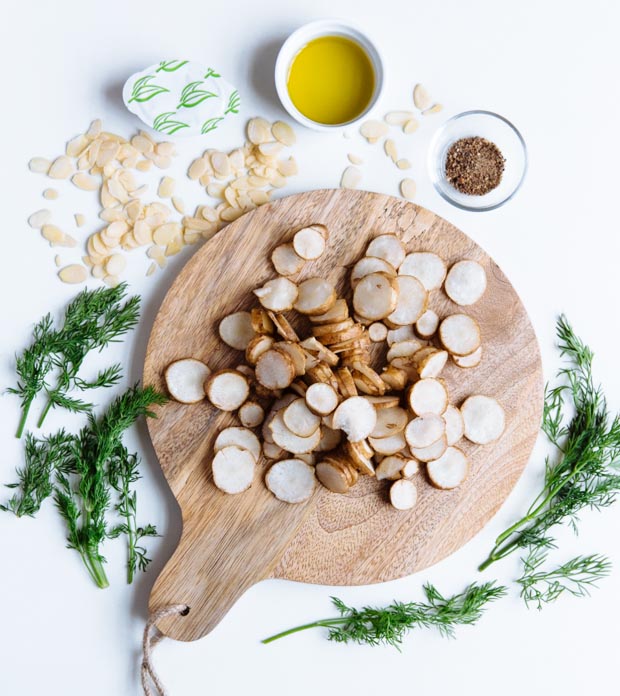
[142,604,189,696]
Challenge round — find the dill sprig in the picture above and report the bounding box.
[108,445,159,584]
[262,582,506,647]
[2,384,166,588]
[479,316,620,604]
[517,548,611,610]
[8,284,140,437]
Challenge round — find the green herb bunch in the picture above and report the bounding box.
[8,283,140,437]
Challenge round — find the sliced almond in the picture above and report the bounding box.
[28,209,51,229]
[384,111,415,126]
[158,176,175,198]
[28,157,51,174]
[271,121,296,146]
[105,254,126,276]
[247,117,272,144]
[41,224,65,245]
[347,153,363,165]
[400,178,416,200]
[48,156,73,179]
[58,264,87,284]
[360,120,389,141]
[43,188,59,200]
[340,166,362,189]
[384,138,398,162]
[413,84,432,111]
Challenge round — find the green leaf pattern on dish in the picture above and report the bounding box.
[153,112,190,135]
[157,59,189,73]
[128,75,170,103]
[124,60,240,137]
[177,81,217,109]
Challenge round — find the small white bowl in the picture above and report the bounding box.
[274,19,384,131]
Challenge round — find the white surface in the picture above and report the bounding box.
[1,1,619,695]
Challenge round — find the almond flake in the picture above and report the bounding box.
[146,262,157,276]
[277,157,298,177]
[131,135,154,154]
[165,237,184,256]
[136,159,153,172]
[403,118,420,134]
[58,264,88,284]
[91,264,105,279]
[183,229,201,245]
[220,206,244,222]
[272,121,296,146]
[172,196,185,214]
[29,157,51,174]
[423,103,443,115]
[156,142,175,157]
[59,234,78,248]
[41,224,64,245]
[247,118,272,145]
[211,152,230,178]
[188,157,207,180]
[340,166,362,189]
[396,159,412,170]
[228,148,245,171]
[43,188,59,200]
[28,209,52,228]
[103,274,119,287]
[400,178,416,200]
[133,220,153,245]
[384,139,398,162]
[258,142,283,157]
[72,172,99,191]
[158,176,175,198]
[86,119,102,139]
[207,183,224,198]
[153,222,181,246]
[48,156,73,179]
[54,255,62,267]
[347,153,363,165]
[107,220,129,239]
[200,206,218,222]
[105,254,126,276]
[360,120,388,141]
[147,245,167,268]
[248,189,269,205]
[66,134,89,158]
[413,84,432,111]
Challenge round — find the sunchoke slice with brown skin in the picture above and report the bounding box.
[439,314,481,356]
[427,447,469,489]
[413,348,449,379]
[368,322,388,342]
[405,413,446,448]
[294,278,337,315]
[269,412,322,453]
[254,277,298,312]
[283,398,321,437]
[371,406,408,438]
[399,252,446,291]
[315,459,350,493]
[390,479,418,510]
[164,358,211,404]
[444,260,487,306]
[453,346,483,368]
[461,395,506,444]
[416,309,439,337]
[350,257,397,287]
[205,370,249,411]
[265,459,316,504]
[386,325,417,346]
[212,446,255,494]
[310,299,349,325]
[271,243,304,276]
[365,234,406,269]
[353,273,398,321]
[255,349,296,390]
[443,404,465,446]
[245,335,275,365]
[386,275,427,326]
[386,339,425,362]
[214,427,261,461]
[305,383,339,416]
[293,226,326,260]
[239,401,265,428]
[408,378,449,416]
[411,435,448,462]
[369,431,406,455]
[375,455,408,481]
[332,396,377,442]
[218,311,255,351]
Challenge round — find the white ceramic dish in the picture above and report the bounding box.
[274,19,384,131]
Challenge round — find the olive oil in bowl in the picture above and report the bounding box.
[286,35,376,126]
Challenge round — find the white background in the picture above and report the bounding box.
[1,1,619,694]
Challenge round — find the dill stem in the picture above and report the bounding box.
[36,398,53,429]
[15,400,33,439]
[79,548,109,589]
[261,618,348,644]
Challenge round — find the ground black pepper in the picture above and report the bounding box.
[445,137,505,196]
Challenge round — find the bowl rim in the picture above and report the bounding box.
[274,19,385,132]
[427,109,528,212]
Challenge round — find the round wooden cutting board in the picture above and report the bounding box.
[143,189,543,642]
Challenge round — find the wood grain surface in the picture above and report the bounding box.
[143,189,543,642]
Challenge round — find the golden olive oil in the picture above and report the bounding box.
[287,35,375,125]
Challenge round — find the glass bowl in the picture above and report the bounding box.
[427,110,527,212]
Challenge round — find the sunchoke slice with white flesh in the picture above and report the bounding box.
[427,447,469,489]
[390,479,418,510]
[366,395,400,409]
[410,435,448,462]
[386,325,417,346]
[255,349,296,390]
[269,412,321,453]
[439,314,481,356]
[443,404,465,446]
[274,342,306,375]
[405,413,446,448]
[315,460,350,494]
[283,398,321,437]
[387,275,428,326]
[332,396,377,442]
[239,401,265,428]
[212,446,255,494]
[375,455,407,481]
[353,273,397,321]
[205,370,249,411]
[293,226,326,260]
[310,299,349,325]
[365,234,406,270]
[294,278,337,315]
[399,252,447,291]
[246,335,274,365]
[271,243,304,276]
[350,257,397,287]
[369,431,406,455]
[444,260,487,306]
[461,395,506,444]
[368,322,388,342]
[219,311,255,351]
[416,309,439,337]
[263,442,285,460]
[386,339,424,362]
[269,314,299,342]
[401,458,419,478]
[164,358,211,404]
[453,346,483,368]
[305,383,339,416]
[413,348,449,379]
[254,277,298,312]
[214,427,261,461]
[316,426,342,452]
[371,406,408,439]
[265,459,316,504]
[408,378,449,416]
